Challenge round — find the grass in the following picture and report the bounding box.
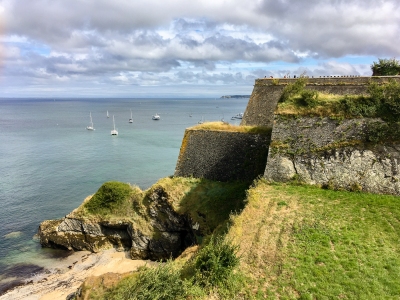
[227,179,400,299]
[76,178,400,299]
[189,121,272,134]
[144,176,250,235]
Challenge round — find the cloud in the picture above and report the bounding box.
[0,0,399,97]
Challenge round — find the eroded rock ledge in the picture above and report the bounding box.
[264,116,400,195]
[39,186,196,260]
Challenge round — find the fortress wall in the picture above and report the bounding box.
[241,76,400,127]
[174,129,271,182]
[264,115,400,195]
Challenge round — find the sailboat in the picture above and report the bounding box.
[111,115,118,136]
[107,110,109,118]
[152,113,160,120]
[129,109,133,123]
[198,116,204,124]
[86,112,95,130]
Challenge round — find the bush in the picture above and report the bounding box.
[84,181,132,213]
[370,80,400,122]
[193,236,240,287]
[339,95,379,118]
[366,121,400,143]
[371,58,400,76]
[279,77,308,103]
[104,262,186,300]
[296,90,319,107]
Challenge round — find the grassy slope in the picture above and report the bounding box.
[78,177,400,299]
[227,179,400,299]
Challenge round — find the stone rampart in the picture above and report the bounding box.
[174,129,271,182]
[264,115,400,195]
[241,76,400,127]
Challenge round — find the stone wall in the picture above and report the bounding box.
[241,76,400,127]
[264,115,400,195]
[174,129,271,182]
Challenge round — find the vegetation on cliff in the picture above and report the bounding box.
[71,177,248,240]
[277,77,400,122]
[74,178,400,299]
[190,121,271,134]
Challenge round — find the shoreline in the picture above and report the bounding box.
[0,249,150,300]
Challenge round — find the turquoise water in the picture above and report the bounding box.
[0,97,248,287]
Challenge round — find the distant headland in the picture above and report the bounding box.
[220,95,250,98]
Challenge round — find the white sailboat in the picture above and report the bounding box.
[198,116,204,124]
[107,110,109,118]
[111,115,118,136]
[152,113,160,120]
[86,112,95,130]
[129,109,133,123]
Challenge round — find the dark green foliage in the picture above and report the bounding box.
[279,77,308,103]
[84,181,132,213]
[104,262,187,300]
[339,95,379,118]
[371,58,400,76]
[338,80,400,123]
[366,121,400,143]
[193,236,240,287]
[296,89,319,107]
[368,80,400,122]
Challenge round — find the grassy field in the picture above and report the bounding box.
[227,179,400,299]
[76,177,400,299]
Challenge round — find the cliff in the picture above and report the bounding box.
[264,116,400,194]
[38,178,248,260]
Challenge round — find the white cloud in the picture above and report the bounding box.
[0,0,399,97]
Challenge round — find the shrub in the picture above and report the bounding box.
[296,90,319,107]
[339,95,379,118]
[366,121,400,143]
[104,262,186,300]
[193,236,240,287]
[371,80,400,122]
[84,181,132,213]
[279,77,308,103]
[371,58,400,76]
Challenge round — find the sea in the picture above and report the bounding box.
[0,97,249,293]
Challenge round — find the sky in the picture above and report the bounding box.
[0,0,399,98]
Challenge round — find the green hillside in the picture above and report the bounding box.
[74,177,400,299]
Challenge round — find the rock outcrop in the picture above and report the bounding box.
[264,115,400,195]
[39,186,196,260]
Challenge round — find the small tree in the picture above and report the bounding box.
[371,58,400,76]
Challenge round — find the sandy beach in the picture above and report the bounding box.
[0,249,150,300]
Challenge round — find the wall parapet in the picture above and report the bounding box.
[255,76,400,86]
[241,76,400,127]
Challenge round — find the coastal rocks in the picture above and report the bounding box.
[38,219,131,253]
[38,185,196,261]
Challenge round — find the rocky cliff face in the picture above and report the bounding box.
[264,115,400,195]
[39,186,196,260]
